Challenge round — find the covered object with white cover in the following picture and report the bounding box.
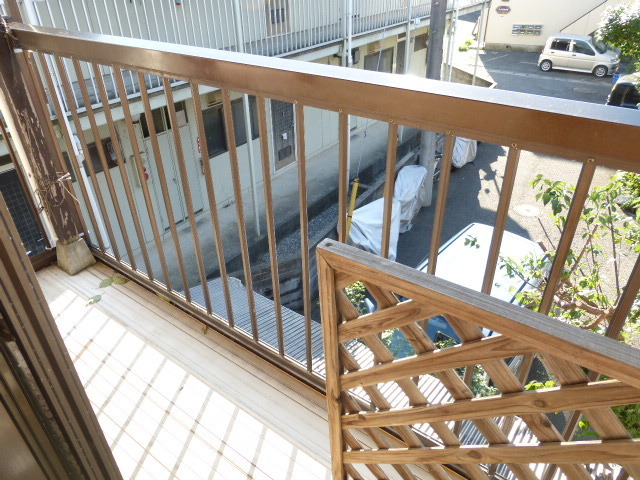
[394,165,429,233]
[348,198,401,260]
[453,137,478,168]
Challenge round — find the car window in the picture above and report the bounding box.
[572,40,595,56]
[593,39,608,54]
[550,39,571,51]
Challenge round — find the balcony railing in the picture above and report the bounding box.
[2,17,640,400]
[3,4,640,479]
[318,240,640,480]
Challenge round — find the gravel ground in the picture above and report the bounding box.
[258,203,340,263]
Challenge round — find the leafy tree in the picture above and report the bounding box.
[597,3,640,67]
[500,173,640,341]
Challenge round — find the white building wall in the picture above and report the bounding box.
[484,0,628,52]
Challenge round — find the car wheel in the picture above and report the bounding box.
[594,65,607,78]
[539,60,552,72]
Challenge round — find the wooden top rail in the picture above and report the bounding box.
[8,22,640,170]
[318,239,640,390]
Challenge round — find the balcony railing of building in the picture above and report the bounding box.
[2,0,483,112]
[2,12,640,478]
[318,240,640,480]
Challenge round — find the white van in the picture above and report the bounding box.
[415,223,548,342]
[538,33,619,77]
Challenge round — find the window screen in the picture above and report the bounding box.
[202,96,260,158]
[364,47,394,73]
[414,33,427,52]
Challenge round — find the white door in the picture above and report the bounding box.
[136,105,203,229]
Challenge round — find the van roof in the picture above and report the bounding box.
[417,223,546,304]
[547,33,593,41]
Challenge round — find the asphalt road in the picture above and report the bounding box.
[396,13,622,269]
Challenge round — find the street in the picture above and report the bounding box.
[396,11,622,269]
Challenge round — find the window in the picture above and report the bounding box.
[231,97,260,146]
[364,48,394,73]
[202,96,260,158]
[265,0,289,35]
[397,40,406,74]
[140,102,188,138]
[413,33,427,52]
[83,138,119,176]
[550,39,571,51]
[202,105,227,157]
[0,153,11,169]
[573,40,595,56]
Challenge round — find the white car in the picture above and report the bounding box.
[416,223,549,342]
[538,33,619,78]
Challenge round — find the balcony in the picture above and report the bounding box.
[1,7,640,480]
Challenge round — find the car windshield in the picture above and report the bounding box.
[592,39,608,54]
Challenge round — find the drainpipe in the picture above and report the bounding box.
[420,0,447,207]
[445,0,458,82]
[232,0,261,237]
[398,1,413,143]
[341,0,353,176]
[472,0,488,86]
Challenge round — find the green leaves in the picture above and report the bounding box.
[524,380,557,391]
[89,275,129,307]
[86,295,101,306]
[598,4,640,67]
[98,275,128,289]
[464,235,480,249]
[345,281,367,314]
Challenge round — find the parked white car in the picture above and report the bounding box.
[538,33,619,77]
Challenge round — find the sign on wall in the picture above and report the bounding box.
[512,25,543,36]
[496,6,511,14]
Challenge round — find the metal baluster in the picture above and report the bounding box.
[136,72,191,299]
[190,83,235,325]
[114,68,171,289]
[295,102,313,371]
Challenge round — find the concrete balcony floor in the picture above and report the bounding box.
[38,262,332,480]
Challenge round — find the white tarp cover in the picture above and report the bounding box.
[453,137,478,168]
[394,165,429,233]
[349,198,401,261]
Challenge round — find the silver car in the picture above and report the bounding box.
[538,33,619,77]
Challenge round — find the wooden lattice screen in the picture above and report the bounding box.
[317,240,640,480]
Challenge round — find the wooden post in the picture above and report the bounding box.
[0,22,85,245]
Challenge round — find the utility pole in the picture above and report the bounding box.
[420,0,447,206]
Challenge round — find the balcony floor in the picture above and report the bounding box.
[37,262,331,480]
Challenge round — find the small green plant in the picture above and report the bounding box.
[436,338,498,397]
[344,281,366,314]
[458,38,473,51]
[524,380,557,391]
[464,235,480,249]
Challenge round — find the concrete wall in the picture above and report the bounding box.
[484,0,627,52]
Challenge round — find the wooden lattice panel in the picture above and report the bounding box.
[318,241,640,480]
